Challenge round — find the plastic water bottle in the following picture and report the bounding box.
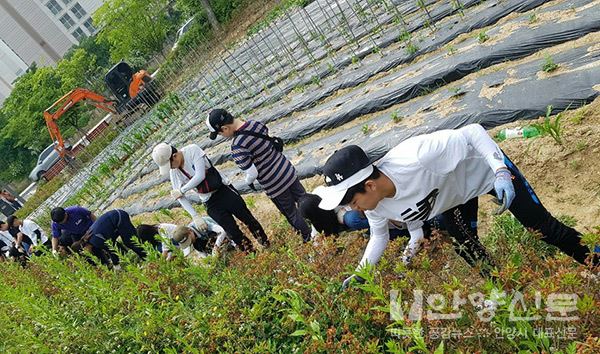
[496,126,540,141]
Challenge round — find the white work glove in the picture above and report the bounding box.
[52,249,59,258]
[192,216,209,233]
[171,189,184,200]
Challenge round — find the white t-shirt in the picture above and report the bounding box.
[358,124,506,269]
[170,144,229,217]
[20,219,49,246]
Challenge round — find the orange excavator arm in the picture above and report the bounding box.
[44,88,117,158]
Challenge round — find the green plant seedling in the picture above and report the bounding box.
[531,105,563,145]
[541,54,559,73]
[477,31,489,43]
[361,124,370,135]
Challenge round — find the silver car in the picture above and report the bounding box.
[29,143,71,181]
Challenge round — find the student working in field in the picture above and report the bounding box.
[137,216,231,260]
[6,215,50,256]
[71,209,146,266]
[299,191,447,264]
[207,108,312,242]
[152,143,269,252]
[315,124,598,288]
[50,206,96,255]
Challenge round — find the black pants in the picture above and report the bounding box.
[271,178,312,242]
[443,155,597,276]
[206,185,269,251]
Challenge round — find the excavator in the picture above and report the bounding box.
[44,88,117,158]
[104,61,160,114]
[44,61,160,158]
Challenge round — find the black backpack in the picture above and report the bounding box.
[234,130,284,152]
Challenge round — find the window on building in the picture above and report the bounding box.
[61,0,72,4]
[70,3,87,19]
[46,0,63,15]
[72,27,86,41]
[59,13,75,30]
[83,18,96,34]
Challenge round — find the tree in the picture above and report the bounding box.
[94,0,175,62]
[199,0,220,32]
[177,0,245,26]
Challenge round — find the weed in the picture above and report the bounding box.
[361,124,370,135]
[531,105,563,145]
[311,75,321,86]
[391,111,402,123]
[398,30,411,42]
[575,141,587,151]
[569,159,581,171]
[406,42,419,55]
[477,31,489,43]
[541,54,559,73]
[351,55,360,65]
[449,86,462,95]
[447,45,457,55]
[570,109,585,124]
[528,13,537,24]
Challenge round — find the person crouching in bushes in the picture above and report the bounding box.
[6,215,51,256]
[71,209,146,267]
[171,223,231,261]
[137,216,232,260]
[50,206,96,255]
[299,190,447,264]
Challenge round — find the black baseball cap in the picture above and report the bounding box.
[206,108,234,140]
[315,145,374,210]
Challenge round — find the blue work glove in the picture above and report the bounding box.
[341,274,365,290]
[493,168,515,214]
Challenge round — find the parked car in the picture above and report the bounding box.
[29,143,71,181]
[171,17,195,51]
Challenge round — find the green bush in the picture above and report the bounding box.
[0,217,596,352]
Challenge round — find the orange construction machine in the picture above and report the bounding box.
[104,61,160,114]
[44,62,161,158]
[44,88,117,158]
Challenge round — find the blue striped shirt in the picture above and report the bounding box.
[231,120,297,198]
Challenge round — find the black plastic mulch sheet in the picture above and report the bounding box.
[201,0,599,166]
[124,33,600,216]
[286,34,600,179]
[194,0,550,153]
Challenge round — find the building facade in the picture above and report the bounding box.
[0,38,28,103]
[0,0,104,104]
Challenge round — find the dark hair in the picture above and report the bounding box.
[136,224,160,245]
[6,215,17,228]
[340,166,381,205]
[299,193,344,235]
[51,207,66,223]
[171,146,177,154]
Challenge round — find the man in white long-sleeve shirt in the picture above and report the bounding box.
[316,124,597,288]
[152,143,269,252]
